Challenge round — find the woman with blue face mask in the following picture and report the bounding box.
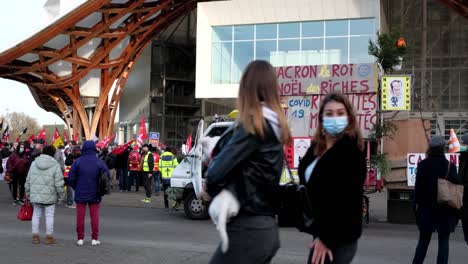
[298,93,366,264]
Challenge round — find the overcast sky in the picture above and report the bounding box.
[0,1,70,125]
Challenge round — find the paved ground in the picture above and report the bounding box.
[1,183,466,264]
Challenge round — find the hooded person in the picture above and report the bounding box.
[458,133,468,245]
[68,140,110,246]
[25,145,65,244]
[6,141,30,204]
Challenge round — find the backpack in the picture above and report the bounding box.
[98,170,111,197]
[129,151,140,167]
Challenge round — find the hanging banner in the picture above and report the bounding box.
[277,63,378,138]
[382,75,411,111]
[277,63,378,96]
[407,153,459,187]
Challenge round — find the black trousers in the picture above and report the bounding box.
[307,241,358,264]
[413,231,450,264]
[162,179,171,208]
[209,215,280,264]
[128,171,140,191]
[11,174,26,201]
[143,173,152,199]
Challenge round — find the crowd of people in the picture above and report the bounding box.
[1,60,467,263]
[0,135,180,246]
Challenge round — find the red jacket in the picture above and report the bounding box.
[6,151,30,176]
[128,151,141,171]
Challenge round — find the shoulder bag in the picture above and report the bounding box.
[277,160,314,233]
[438,161,464,210]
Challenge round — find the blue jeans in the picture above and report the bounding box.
[413,231,450,264]
[154,171,161,193]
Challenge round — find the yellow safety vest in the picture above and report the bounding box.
[142,152,152,172]
[159,152,178,179]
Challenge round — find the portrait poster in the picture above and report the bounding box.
[293,137,312,168]
[382,75,411,111]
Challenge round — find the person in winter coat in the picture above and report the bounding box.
[25,145,65,244]
[412,136,459,264]
[53,145,65,172]
[298,93,366,264]
[6,141,31,204]
[457,133,468,245]
[203,60,292,264]
[68,141,110,246]
[64,146,81,208]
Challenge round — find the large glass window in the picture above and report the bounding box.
[211,18,376,84]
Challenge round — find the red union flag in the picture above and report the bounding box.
[63,130,69,142]
[53,128,60,141]
[37,128,46,140]
[137,116,148,146]
[96,135,114,149]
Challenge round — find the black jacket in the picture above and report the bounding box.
[298,136,366,248]
[459,152,468,207]
[206,122,284,216]
[415,155,459,234]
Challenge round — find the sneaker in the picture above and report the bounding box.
[66,204,76,209]
[144,198,151,204]
[91,239,101,246]
[32,234,40,244]
[77,239,84,246]
[45,235,57,245]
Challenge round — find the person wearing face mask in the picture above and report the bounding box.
[298,93,366,264]
[458,133,468,245]
[6,142,31,205]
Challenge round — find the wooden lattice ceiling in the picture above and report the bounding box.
[0,0,198,140]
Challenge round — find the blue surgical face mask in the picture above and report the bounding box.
[322,116,349,136]
[461,145,467,152]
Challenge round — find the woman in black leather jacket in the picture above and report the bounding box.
[204,60,291,264]
[298,93,366,264]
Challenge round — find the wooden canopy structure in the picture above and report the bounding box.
[0,0,199,140]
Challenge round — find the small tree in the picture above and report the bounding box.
[1,112,41,142]
[368,31,407,73]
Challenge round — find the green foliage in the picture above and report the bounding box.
[370,153,391,176]
[369,121,398,140]
[368,31,407,73]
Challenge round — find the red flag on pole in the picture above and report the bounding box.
[74,132,79,142]
[63,130,69,142]
[96,135,114,149]
[186,133,193,153]
[27,134,35,144]
[53,128,60,142]
[37,128,46,140]
[110,140,135,155]
[137,116,148,146]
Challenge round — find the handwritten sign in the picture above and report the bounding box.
[407,153,459,187]
[149,132,160,148]
[277,63,377,96]
[278,63,378,138]
[382,75,411,111]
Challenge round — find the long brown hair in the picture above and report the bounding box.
[314,92,363,155]
[237,60,291,144]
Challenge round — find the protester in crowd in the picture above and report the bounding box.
[115,146,130,192]
[159,147,178,210]
[1,143,12,158]
[53,145,65,172]
[128,144,141,192]
[25,145,65,245]
[6,141,31,205]
[64,146,81,209]
[102,148,116,190]
[151,147,161,195]
[460,133,468,245]
[298,93,366,264]
[31,139,44,162]
[140,144,154,203]
[68,140,110,246]
[412,136,459,264]
[203,60,291,264]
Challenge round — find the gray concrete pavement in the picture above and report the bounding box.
[0,183,466,264]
